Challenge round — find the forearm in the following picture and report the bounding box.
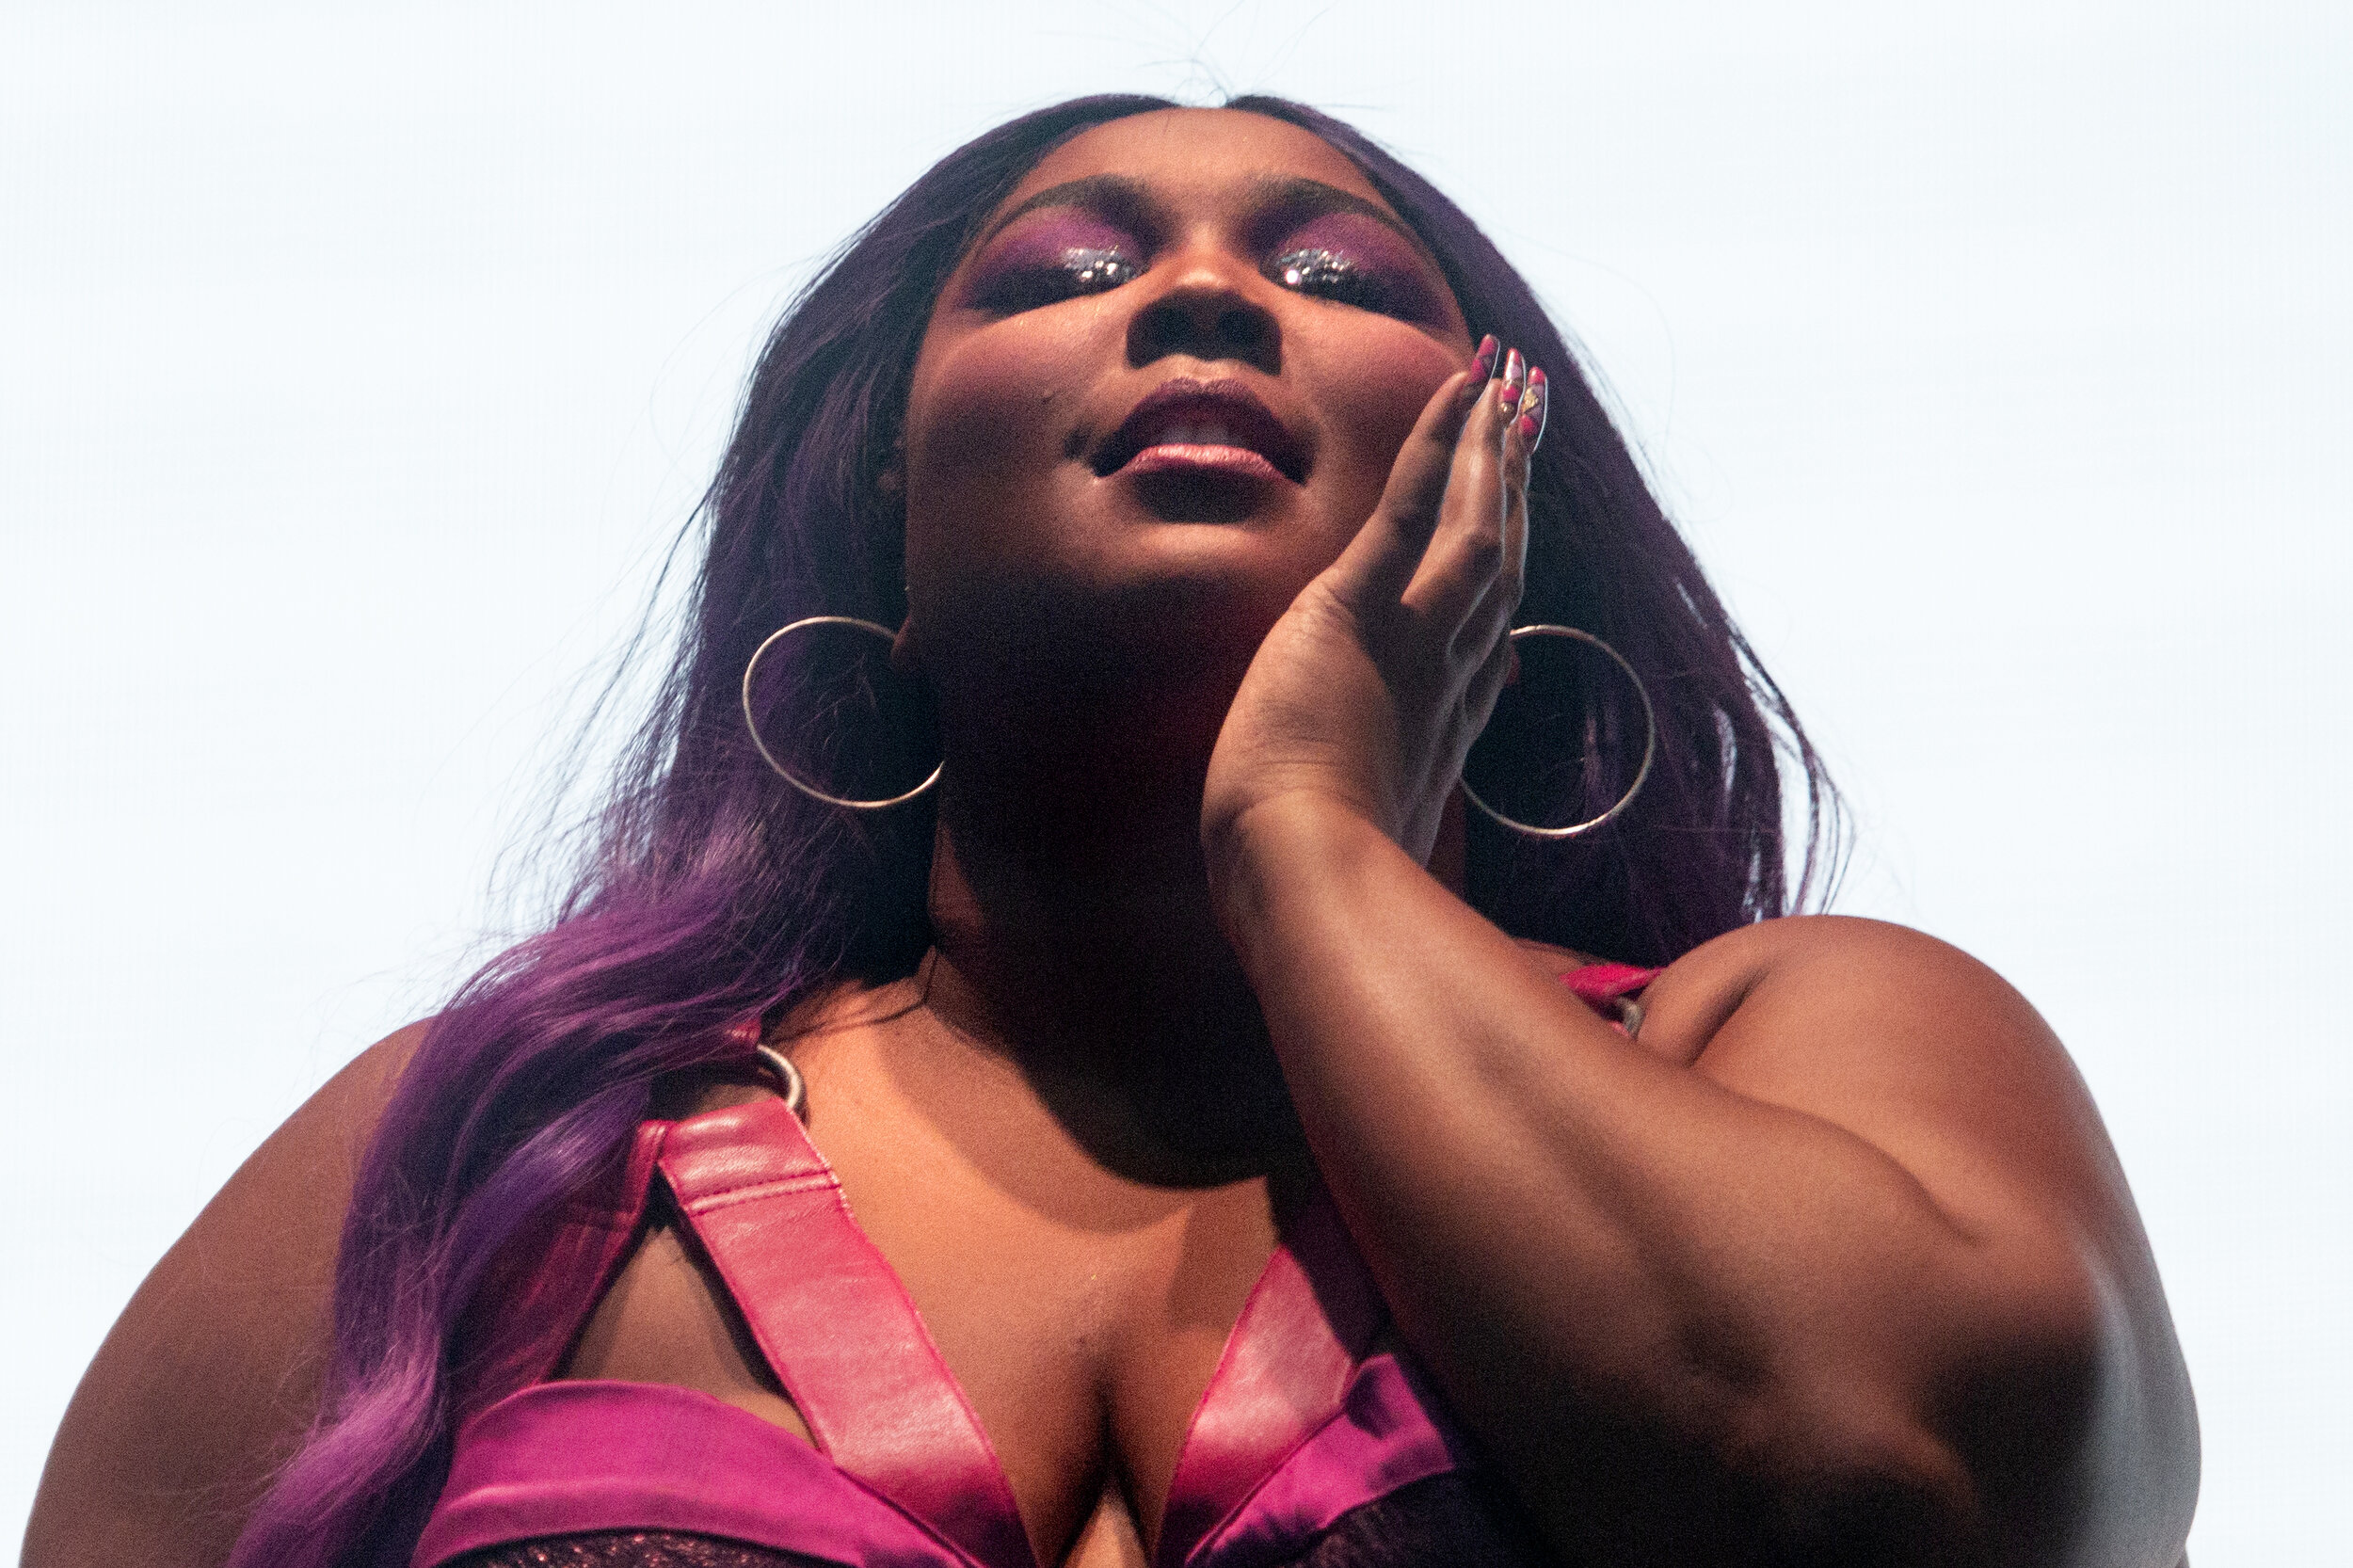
[1214,795,2087,1561]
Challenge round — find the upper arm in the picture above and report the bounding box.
[24,1025,424,1568]
[1643,918,2200,1563]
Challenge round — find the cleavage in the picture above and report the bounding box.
[564,1083,1289,1568]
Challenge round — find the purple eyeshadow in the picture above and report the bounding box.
[959,200,1446,323]
[1272,212,1444,318]
[969,211,1137,284]
[1278,212,1417,268]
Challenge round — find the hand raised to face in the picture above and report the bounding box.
[1200,338,1545,877]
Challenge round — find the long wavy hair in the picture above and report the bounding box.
[228,93,1840,1567]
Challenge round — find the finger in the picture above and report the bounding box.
[1402,346,1519,629]
[1517,361,1549,452]
[1325,335,1497,608]
[1458,363,1542,654]
[1507,363,1544,570]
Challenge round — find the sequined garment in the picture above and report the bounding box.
[459,1532,824,1568]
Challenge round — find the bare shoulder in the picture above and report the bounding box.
[1513,915,2059,1095]
[24,1023,426,1568]
[1637,913,2044,1058]
[1628,916,2151,1230]
[1635,918,2112,1185]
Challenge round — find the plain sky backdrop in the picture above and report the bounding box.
[5,3,2346,1560]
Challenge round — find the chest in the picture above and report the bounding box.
[822,1098,1290,1563]
[447,1084,1497,1568]
[555,1080,1299,1568]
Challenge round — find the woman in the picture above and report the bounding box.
[27,95,2197,1568]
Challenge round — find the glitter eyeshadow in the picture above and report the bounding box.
[1276,248,1352,291]
[1063,248,1135,291]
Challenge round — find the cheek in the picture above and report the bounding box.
[904,314,1098,515]
[900,311,1119,651]
[1303,327,1465,520]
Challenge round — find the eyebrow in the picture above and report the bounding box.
[972,171,1427,256]
[1242,175,1427,252]
[975,174,1153,248]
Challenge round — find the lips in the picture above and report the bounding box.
[1091,378,1306,485]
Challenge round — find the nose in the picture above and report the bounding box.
[1125,251,1281,375]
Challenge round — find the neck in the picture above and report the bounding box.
[916,755,1304,1187]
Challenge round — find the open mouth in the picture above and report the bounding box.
[1091,377,1306,485]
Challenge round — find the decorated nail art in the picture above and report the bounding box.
[1469,333,1498,380]
[1498,347,1527,410]
[1516,366,1548,445]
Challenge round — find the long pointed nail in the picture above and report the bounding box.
[1516,366,1549,446]
[1498,347,1526,410]
[1469,333,1498,379]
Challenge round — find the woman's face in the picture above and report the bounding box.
[901,108,1475,747]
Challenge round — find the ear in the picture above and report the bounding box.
[876,432,906,502]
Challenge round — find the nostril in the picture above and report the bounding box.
[1140,301,1192,353]
[1128,287,1281,373]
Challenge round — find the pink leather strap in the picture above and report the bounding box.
[659,1097,1035,1568]
[1559,961,1659,1003]
[1154,1189,1385,1568]
[1561,961,1661,1037]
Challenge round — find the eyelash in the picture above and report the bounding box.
[984,238,1396,315]
[1267,246,1394,314]
[972,247,1140,312]
[1060,248,1140,294]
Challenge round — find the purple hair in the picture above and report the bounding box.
[228,94,1839,1567]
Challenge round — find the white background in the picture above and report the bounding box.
[5,3,2345,1560]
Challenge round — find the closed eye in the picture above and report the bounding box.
[961,200,1148,315]
[1257,206,1447,326]
[1268,247,1396,314]
[968,245,1142,312]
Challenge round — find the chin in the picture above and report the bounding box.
[1097,532,1323,639]
[1120,468,1289,526]
[911,472,1336,690]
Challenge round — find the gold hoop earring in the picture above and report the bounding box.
[740,616,942,810]
[1462,625,1657,840]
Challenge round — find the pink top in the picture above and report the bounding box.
[414,964,1659,1568]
